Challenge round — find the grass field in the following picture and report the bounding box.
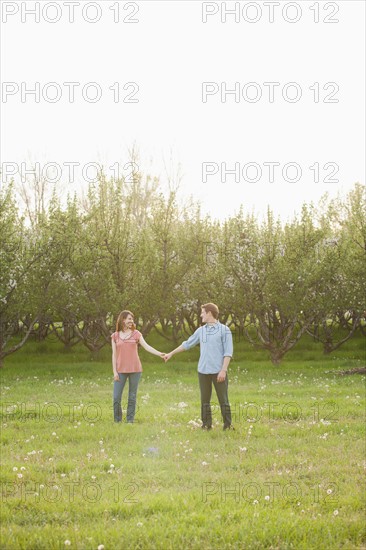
[1,334,365,549]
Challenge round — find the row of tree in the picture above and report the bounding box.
[1,164,365,366]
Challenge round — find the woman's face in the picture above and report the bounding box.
[123,314,134,330]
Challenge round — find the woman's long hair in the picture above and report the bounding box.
[116,310,136,332]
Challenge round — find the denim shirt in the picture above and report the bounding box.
[181,322,233,374]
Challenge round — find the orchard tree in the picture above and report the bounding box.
[136,192,204,343]
[306,184,366,352]
[0,185,47,366]
[225,207,321,364]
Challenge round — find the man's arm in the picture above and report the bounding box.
[217,356,231,382]
[165,328,201,362]
[217,327,233,382]
[164,345,185,362]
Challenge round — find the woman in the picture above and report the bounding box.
[111,310,165,423]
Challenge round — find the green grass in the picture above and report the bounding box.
[1,334,365,549]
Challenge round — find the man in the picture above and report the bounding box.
[164,303,234,430]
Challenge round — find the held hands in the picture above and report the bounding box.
[159,352,171,362]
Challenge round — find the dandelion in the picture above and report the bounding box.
[201,461,209,466]
[91,475,96,480]
[136,522,143,527]
[321,419,331,426]
[239,447,247,452]
[187,420,200,428]
[264,495,270,501]
[327,489,333,495]
[253,499,259,505]
[110,464,115,469]
[333,510,339,516]
[17,473,23,479]
[12,467,18,472]
[98,545,105,550]
[64,541,71,546]
[52,432,57,436]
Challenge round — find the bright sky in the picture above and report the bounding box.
[1,0,365,221]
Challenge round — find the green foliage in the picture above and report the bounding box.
[1,173,365,366]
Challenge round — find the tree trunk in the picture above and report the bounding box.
[270,349,284,365]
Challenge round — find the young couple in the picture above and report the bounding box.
[111,303,234,430]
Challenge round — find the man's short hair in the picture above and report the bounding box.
[201,303,219,319]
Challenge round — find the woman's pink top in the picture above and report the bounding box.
[111,330,142,373]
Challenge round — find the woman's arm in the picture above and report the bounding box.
[111,338,119,380]
[138,335,165,358]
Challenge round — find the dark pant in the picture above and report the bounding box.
[113,372,141,422]
[198,372,232,428]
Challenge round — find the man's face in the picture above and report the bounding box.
[200,309,210,324]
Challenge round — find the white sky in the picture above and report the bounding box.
[1,0,365,222]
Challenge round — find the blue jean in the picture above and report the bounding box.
[113,372,142,422]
